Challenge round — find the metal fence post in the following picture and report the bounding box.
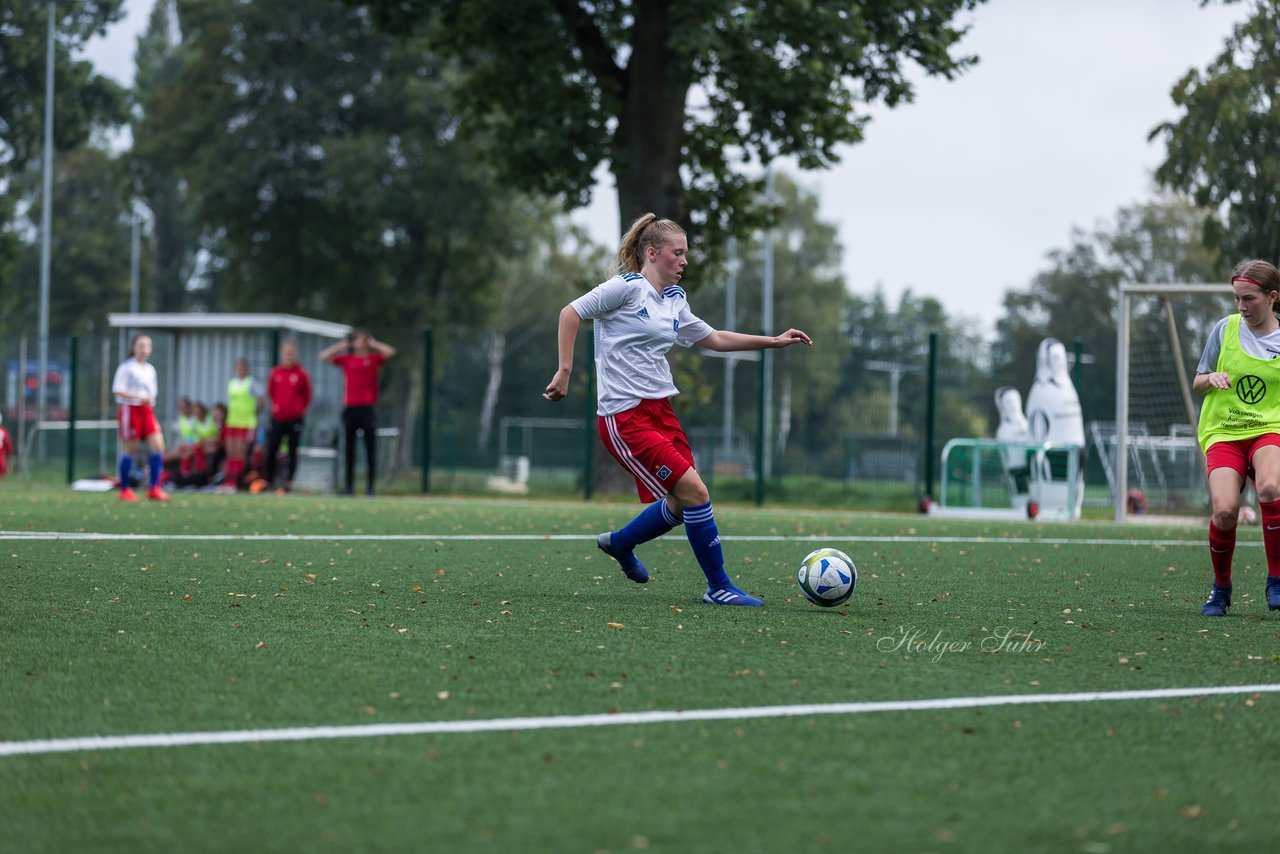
[420,327,432,494]
[755,331,766,507]
[925,332,938,501]
[66,335,78,484]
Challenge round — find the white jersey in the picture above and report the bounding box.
[112,358,159,407]
[571,272,714,416]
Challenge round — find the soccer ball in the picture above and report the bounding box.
[797,547,857,607]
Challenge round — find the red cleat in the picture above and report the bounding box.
[147,486,171,503]
[119,487,139,503]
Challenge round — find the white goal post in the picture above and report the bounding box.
[1113,282,1228,522]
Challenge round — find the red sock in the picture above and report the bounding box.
[1259,499,1280,578]
[1209,522,1236,587]
[225,458,243,483]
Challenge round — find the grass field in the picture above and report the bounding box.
[3,485,1279,853]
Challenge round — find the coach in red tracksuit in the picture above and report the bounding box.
[319,329,396,496]
[264,339,312,492]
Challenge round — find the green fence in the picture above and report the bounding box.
[2,326,1080,512]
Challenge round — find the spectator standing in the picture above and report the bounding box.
[265,339,312,493]
[319,330,396,495]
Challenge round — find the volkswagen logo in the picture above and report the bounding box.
[1237,375,1267,405]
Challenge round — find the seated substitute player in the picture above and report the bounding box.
[544,212,812,607]
[112,334,170,502]
[164,395,199,471]
[1194,259,1280,616]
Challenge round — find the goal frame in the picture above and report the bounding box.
[1114,282,1227,522]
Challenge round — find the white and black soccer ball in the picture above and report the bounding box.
[797,547,857,607]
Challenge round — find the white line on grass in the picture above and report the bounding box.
[3,684,1276,757]
[0,530,1238,547]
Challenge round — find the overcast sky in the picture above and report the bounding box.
[82,0,1249,336]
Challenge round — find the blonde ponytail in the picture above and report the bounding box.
[610,213,685,277]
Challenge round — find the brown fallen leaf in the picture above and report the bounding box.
[607,622,625,629]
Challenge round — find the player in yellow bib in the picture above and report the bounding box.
[224,357,264,489]
[1193,259,1280,616]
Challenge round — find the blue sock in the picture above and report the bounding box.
[683,501,730,587]
[149,452,163,487]
[614,499,681,551]
[118,454,133,490]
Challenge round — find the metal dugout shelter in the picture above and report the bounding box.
[107,313,352,487]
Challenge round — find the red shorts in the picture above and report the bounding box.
[118,403,160,442]
[598,398,694,503]
[1205,434,1280,480]
[223,426,253,441]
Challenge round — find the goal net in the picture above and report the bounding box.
[1112,283,1227,521]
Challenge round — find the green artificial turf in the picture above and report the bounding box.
[2,485,1278,852]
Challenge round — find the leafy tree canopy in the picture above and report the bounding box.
[993,195,1222,431]
[133,0,549,327]
[1151,0,1280,264]
[0,0,128,318]
[0,0,126,179]
[356,0,985,258]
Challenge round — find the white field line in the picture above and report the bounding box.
[3,684,1276,758]
[0,530,1239,547]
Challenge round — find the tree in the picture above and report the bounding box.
[471,211,606,451]
[128,0,198,313]
[3,145,136,337]
[0,0,125,179]
[1150,0,1280,264]
[697,172,848,457]
[992,195,1221,431]
[134,0,527,327]
[358,0,986,253]
[0,0,127,330]
[842,284,986,446]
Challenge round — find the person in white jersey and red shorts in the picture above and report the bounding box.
[544,213,812,606]
[112,334,170,503]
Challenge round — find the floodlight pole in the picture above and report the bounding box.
[721,237,737,458]
[761,167,774,477]
[130,205,141,312]
[37,1,56,446]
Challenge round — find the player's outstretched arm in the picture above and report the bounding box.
[543,305,581,402]
[697,328,813,353]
